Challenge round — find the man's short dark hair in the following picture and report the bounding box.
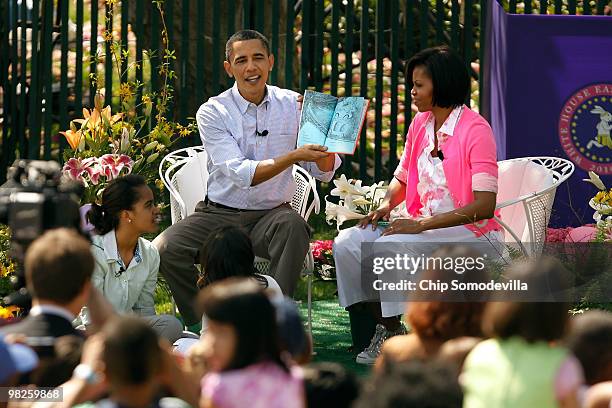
[103,317,162,385]
[225,29,271,61]
[405,45,470,108]
[303,362,360,408]
[25,228,93,304]
[354,360,463,408]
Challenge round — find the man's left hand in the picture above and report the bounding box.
[381,218,425,236]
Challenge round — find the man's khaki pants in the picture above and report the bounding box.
[153,201,311,325]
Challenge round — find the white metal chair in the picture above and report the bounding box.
[495,156,574,256]
[159,146,208,224]
[158,146,320,334]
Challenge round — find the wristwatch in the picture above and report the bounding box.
[73,363,100,384]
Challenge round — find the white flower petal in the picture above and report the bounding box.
[584,171,606,190]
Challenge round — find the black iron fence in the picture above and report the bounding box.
[0,0,610,183]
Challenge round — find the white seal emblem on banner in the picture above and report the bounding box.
[558,83,612,175]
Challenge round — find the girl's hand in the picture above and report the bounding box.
[381,218,425,236]
[358,205,391,230]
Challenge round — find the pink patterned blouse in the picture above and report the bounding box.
[416,106,463,217]
[394,105,502,236]
[201,361,304,408]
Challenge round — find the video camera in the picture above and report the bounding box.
[0,159,83,307]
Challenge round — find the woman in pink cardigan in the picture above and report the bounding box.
[333,46,504,365]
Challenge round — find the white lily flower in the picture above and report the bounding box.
[583,171,606,191]
[344,193,358,211]
[335,206,365,229]
[325,201,338,224]
[351,178,366,192]
[330,174,367,198]
[325,196,365,230]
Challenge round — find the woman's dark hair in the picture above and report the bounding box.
[354,360,463,408]
[197,225,267,289]
[408,301,484,342]
[87,174,147,235]
[565,310,612,385]
[482,257,572,342]
[199,278,287,372]
[408,246,488,341]
[405,45,470,108]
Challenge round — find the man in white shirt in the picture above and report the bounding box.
[153,30,341,326]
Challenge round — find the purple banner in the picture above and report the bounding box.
[483,1,612,227]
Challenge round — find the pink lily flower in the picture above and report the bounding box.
[62,158,95,182]
[99,154,134,180]
[83,157,103,185]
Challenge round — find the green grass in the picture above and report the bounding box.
[298,299,372,377]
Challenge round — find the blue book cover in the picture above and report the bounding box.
[297,90,369,155]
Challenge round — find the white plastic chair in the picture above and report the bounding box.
[159,146,208,224]
[495,156,574,256]
[159,146,320,334]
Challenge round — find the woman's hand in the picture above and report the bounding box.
[358,204,391,230]
[381,218,425,236]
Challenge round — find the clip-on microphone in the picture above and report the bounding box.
[114,265,126,278]
[256,129,269,137]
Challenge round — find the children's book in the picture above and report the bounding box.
[297,90,369,155]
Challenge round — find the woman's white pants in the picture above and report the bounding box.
[333,224,503,317]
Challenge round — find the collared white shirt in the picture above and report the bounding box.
[83,230,159,320]
[30,304,75,322]
[196,83,341,210]
[417,105,463,217]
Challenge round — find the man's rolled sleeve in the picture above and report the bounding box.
[197,103,260,188]
[301,154,342,182]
